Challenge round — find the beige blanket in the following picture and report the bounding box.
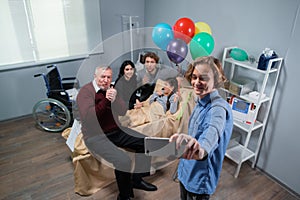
[62,84,195,196]
[119,86,195,137]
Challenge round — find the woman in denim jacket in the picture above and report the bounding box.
[170,56,233,200]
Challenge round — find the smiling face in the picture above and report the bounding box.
[191,64,215,99]
[123,64,134,80]
[162,81,174,96]
[144,56,157,75]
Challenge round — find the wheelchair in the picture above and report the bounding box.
[32,65,79,132]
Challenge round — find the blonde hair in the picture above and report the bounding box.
[184,56,226,89]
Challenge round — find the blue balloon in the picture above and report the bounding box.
[167,38,188,64]
[152,23,174,51]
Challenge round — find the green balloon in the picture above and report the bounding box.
[189,32,214,60]
[229,48,248,61]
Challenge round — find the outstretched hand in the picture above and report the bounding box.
[169,133,206,160]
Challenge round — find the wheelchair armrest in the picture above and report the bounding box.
[49,89,65,92]
[62,77,77,81]
[61,77,80,90]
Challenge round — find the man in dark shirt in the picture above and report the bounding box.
[76,66,157,200]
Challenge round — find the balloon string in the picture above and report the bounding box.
[176,64,183,75]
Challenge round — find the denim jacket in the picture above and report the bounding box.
[177,90,233,195]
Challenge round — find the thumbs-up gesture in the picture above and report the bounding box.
[106,86,117,102]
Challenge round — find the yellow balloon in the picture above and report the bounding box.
[194,22,212,35]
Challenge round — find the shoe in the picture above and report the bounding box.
[117,194,131,200]
[132,179,157,191]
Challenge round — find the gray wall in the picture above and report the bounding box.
[0,0,145,121]
[1,0,299,196]
[144,0,300,195]
[0,59,83,121]
[100,0,145,41]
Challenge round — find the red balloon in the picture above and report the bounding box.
[173,17,195,44]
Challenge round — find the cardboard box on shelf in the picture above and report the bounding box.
[229,77,256,96]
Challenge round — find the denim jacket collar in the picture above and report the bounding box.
[196,90,218,107]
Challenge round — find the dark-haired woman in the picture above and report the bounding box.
[114,60,138,109]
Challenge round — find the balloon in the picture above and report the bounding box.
[166,38,188,64]
[194,21,212,35]
[173,17,195,44]
[189,32,214,60]
[229,48,248,61]
[152,23,174,51]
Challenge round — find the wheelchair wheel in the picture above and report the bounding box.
[32,98,71,132]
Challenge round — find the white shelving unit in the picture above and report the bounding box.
[221,47,283,178]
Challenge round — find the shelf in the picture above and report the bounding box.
[233,119,263,132]
[224,58,278,74]
[223,46,283,178]
[220,88,270,104]
[242,93,270,104]
[226,143,255,164]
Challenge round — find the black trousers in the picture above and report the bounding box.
[180,182,210,200]
[84,126,151,198]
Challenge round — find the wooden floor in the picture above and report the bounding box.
[0,116,299,200]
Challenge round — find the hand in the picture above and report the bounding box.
[134,99,143,109]
[169,133,205,160]
[106,87,117,102]
[142,75,149,85]
[156,90,164,96]
[173,92,180,102]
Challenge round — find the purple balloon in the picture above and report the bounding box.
[167,38,188,64]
